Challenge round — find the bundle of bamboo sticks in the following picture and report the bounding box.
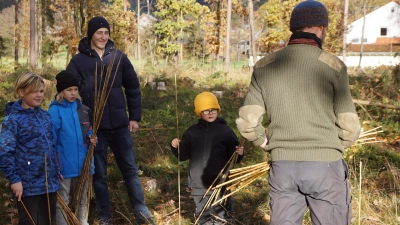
[195,151,270,224]
[57,51,123,225]
[354,126,384,146]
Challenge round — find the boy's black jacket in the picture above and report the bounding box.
[171,117,243,192]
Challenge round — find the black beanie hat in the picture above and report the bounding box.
[56,70,79,93]
[290,0,328,32]
[87,16,110,40]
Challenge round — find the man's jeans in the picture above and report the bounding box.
[93,127,151,223]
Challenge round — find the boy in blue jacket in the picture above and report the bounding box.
[0,72,60,225]
[48,70,95,225]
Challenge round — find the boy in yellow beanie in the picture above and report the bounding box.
[171,91,244,224]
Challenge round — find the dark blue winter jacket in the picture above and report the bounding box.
[0,100,60,197]
[66,37,142,130]
[48,99,93,178]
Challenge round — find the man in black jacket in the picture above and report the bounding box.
[66,16,154,225]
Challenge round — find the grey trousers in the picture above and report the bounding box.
[268,159,351,225]
[55,178,89,225]
[192,189,233,224]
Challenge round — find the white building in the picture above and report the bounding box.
[138,14,157,30]
[346,1,400,44]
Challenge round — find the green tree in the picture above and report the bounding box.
[322,0,345,54]
[153,0,208,63]
[257,0,345,54]
[103,0,137,53]
[258,0,300,53]
[201,0,245,63]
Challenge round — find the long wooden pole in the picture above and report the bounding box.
[174,73,181,225]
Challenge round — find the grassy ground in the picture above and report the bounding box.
[1,62,400,224]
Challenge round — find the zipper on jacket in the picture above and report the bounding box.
[36,112,55,189]
[204,123,209,167]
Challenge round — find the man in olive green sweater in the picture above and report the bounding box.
[236,1,360,225]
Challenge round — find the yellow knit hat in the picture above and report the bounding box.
[194,92,221,116]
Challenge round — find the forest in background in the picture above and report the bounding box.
[0,0,394,73]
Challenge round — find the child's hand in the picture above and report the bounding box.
[11,182,23,201]
[60,174,64,180]
[235,146,244,155]
[171,138,180,148]
[89,136,98,146]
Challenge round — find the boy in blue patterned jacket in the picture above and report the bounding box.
[0,72,61,225]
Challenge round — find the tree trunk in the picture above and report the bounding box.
[14,0,19,65]
[358,0,368,69]
[30,0,37,69]
[137,0,141,74]
[342,0,349,63]
[224,0,232,74]
[179,10,183,64]
[66,2,70,67]
[248,0,257,67]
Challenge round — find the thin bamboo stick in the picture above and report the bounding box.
[358,161,362,225]
[230,162,269,173]
[229,163,269,178]
[201,152,238,199]
[20,200,36,225]
[57,193,80,224]
[174,73,181,225]
[225,169,269,190]
[44,152,51,225]
[212,171,267,206]
[213,166,269,189]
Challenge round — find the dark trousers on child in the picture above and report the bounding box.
[17,192,57,225]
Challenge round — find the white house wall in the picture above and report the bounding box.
[346,1,400,44]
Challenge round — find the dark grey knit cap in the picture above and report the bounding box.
[290,0,328,32]
[87,16,110,39]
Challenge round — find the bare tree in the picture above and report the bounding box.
[137,0,141,75]
[248,0,257,68]
[14,0,19,65]
[358,0,368,69]
[224,0,232,73]
[30,0,37,68]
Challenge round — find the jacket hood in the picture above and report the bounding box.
[78,37,114,57]
[5,101,15,116]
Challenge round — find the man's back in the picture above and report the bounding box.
[244,44,357,161]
